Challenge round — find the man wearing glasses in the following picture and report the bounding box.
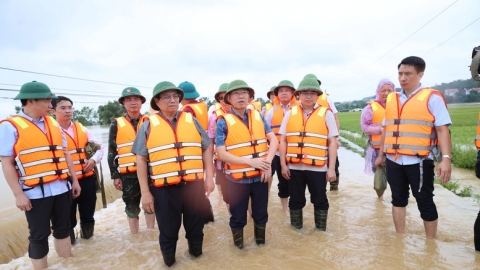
[108,87,155,234]
[216,80,278,249]
[133,81,214,266]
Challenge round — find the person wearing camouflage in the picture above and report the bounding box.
[108,87,155,234]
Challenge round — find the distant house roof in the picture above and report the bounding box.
[444,89,459,96]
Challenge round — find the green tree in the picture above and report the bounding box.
[15,106,21,114]
[199,97,214,108]
[97,101,123,125]
[73,106,97,126]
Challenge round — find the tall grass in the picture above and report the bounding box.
[337,105,480,170]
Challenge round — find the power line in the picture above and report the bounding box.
[0,67,151,89]
[332,0,459,90]
[343,16,480,100]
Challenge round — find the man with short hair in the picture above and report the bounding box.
[216,79,278,249]
[108,87,155,234]
[0,81,81,270]
[375,56,452,239]
[51,96,104,244]
[265,80,299,212]
[133,81,214,267]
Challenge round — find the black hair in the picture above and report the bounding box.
[51,96,73,109]
[398,56,426,73]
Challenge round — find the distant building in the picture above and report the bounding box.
[444,89,459,96]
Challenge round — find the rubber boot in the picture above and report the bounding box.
[290,209,303,229]
[231,229,244,249]
[330,176,339,191]
[188,241,203,257]
[80,221,95,239]
[254,222,266,245]
[314,209,328,231]
[475,210,480,251]
[70,229,76,245]
[161,248,176,267]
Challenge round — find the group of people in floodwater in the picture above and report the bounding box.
[1,55,479,269]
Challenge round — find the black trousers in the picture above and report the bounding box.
[273,155,290,198]
[288,169,329,210]
[227,180,269,229]
[153,181,205,251]
[70,175,97,228]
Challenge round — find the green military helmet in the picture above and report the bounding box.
[118,87,146,104]
[14,81,57,100]
[214,82,229,102]
[295,77,322,96]
[178,81,199,99]
[150,81,184,110]
[224,79,255,105]
[303,74,321,86]
[266,86,276,99]
[274,80,295,96]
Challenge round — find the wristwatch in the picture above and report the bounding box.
[442,154,452,160]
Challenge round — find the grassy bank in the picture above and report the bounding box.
[337,105,480,170]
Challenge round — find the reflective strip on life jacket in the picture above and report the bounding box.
[115,115,147,174]
[181,101,208,130]
[65,122,94,180]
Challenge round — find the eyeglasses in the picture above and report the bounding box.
[159,94,181,101]
[231,90,249,96]
[217,96,224,101]
[299,91,318,97]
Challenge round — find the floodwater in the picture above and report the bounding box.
[0,128,480,269]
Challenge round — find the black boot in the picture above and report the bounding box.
[254,222,266,245]
[70,229,76,245]
[80,221,95,239]
[290,209,303,229]
[188,241,203,257]
[475,210,480,251]
[161,248,176,267]
[314,209,328,231]
[330,176,339,191]
[231,229,244,249]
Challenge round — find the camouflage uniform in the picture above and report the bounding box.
[108,114,149,218]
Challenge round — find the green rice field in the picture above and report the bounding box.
[337,104,480,170]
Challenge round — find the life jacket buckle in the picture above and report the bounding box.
[178,170,186,176]
[55,169,63,175]
[392,131,400,137]
[299,132,306,137]
[393,119,401,125]
[251,140,258,146]
[76,148,84,153]
[174,142,182,148]
[176,156,185,162]
[52,157,61,163]
[298,142,304,147]
[48,145,57,151]
[296,154,303,159]
[392,144,400,149]
[252,153,259,158]
[79,159,86,164]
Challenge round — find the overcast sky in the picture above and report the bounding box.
[0,0,479,119]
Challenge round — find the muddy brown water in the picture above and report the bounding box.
[0,128,480,269]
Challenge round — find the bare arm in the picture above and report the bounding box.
[217,146,270,171]
[435,125,451,184]
[374,127,386,168]
[326,137,338,182]
[203,144,215,196]
[279,134,290,180]
[137,154,154,213]
[64,149,81,199]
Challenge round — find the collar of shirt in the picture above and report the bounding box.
[156,111,180,123]
[400,83,423,99]
[19,109,45,125]
[125,113,143,122]
[61,121,75,137]
[229,108,249,124]
[299,103,319,117]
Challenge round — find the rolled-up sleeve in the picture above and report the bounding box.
[215,118,227,147]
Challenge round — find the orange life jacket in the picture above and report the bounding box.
[369,101,385,149]
[146,112,204,187]
[264,103,273,118]
[65,122,95,180]
[384,88,445,158]
[271,97,299,144]
[1,116,69,187]
[223,109,268,180]
[115,115,148,174]
[476,112,480,149]
[181,100,208,130]
[215,102,221,110]
[250,100,262,111]
[316,93,330,108]
[285,105,329,167]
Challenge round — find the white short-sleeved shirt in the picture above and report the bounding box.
[278,104,339,172]
[382,85,452,165]
[0,111,70,199]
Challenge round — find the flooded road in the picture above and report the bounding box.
[1,134,480,269]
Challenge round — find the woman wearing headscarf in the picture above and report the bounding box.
[361,78,395,200]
